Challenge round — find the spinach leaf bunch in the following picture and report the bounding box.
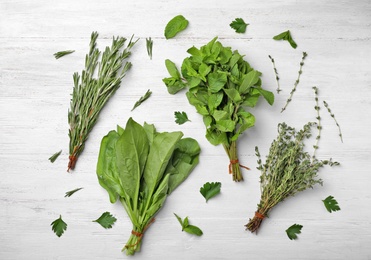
[163,37,274,181]
[96,118,200,255]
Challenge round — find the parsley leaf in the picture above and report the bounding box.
[164,15,189,39]
[285,224,302,240]
[322,195,341,213]
[51,215,67,237]
[49,150,62,163]
[174,111,190,125]
[131,89,152,111]
[64,187,83,197]
[93,212,117,229]
[273,30,297,49]
[230,18,248,33]
[174,213,203,236]
[200,182,221,202]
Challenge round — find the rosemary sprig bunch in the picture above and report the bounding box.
[68,31,137,171]
[245,122,339,233]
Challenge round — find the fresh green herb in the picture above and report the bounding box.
[163,37,274,181]
[268,55,281,93]
[64,187,83,197]
[96,118,200,255]
[49,150,62,163]
[51,215,67,237]
[146,37,153,60]
[312,86,322,158]
[174,111,190,125]
[131,89,152,111]
[164,15,189,39]
[245,122,339,233]
[322,195,341,213]
[93,212,117,229]
[200,182,221,202]
[174,213,203,236]
[273,30,297,49]
[286,224,303,240]
[323,101,343,143]
[54,50,75,59]
[281,52,307,113]
[67,31,137,171]
[229,18,249,33]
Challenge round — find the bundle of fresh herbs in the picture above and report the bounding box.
[68,31,137,171]
[163,37,274,181]
[245,122,339,233]
[96,118,200,255]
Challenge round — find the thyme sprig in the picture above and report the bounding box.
[281,52,307,112]
[312,86,321,159]
[323,100,343,143]
[245,122,339,233]
[268,55,281,93]
[68,31,137,171]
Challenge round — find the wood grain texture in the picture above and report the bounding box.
[1,0,371,259]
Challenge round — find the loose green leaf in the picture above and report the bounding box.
[146,37,153,60]
[174,213,203,236]
[322,195,341,213]
[54,50,75,59]
[49,150,62,163]
[174,111,190,125]
[286,224,303,240]
[131,89,152,111]
[64,187,83,197]
[165,59,181,79]
[51,215,67,237]
[164,15,189,39]
[273,30,297,49]
[200,182,221,202]
[93,212,117,229]
[230,18,249,33]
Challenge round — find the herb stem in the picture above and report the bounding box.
[323,100,343,143]
[312,86,321,160]
[268,55,281,93]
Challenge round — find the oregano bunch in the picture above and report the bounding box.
[163,37,274,181]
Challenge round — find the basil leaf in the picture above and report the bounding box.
[164,15,189,39]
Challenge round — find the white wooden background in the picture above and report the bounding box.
[1,0,371,259]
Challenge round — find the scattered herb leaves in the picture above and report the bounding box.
[131,89,152,111]
[64,187,83,197]
[164,15,189,39]
[54,50,75,59]
[273,30,297,49]
[200,182,221,202]
[174,213,203,236]
[230,18,248,33]
[146,37,153,60]
[323,101,343,143]
[322,195,341,213]
[286,224,302,240]
[49,150,62,163]
[93,212,117,229]
[51,215,67,237]
[174,111,190,125]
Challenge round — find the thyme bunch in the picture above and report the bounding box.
[245,122,339,233]
[68,31,137,171]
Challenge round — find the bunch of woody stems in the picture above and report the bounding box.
[67,32,137,171]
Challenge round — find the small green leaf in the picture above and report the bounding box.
[230,18,249,33]
[208,72,227,93]
[200,182,221,202]
[255,88,274,105]
[174,213,184,227]
[224,88,242,103]
[183,217,189,227]
[51,215,67,237]
[183,225,203,236]
[286,224,303,240]
[239,70,261,94]
[165,59,181,79]
[93,212,117,229]
[54,50,75,59]
[273,30,297,49]
[64,187,83,197]
[131,89,152,111]
[322,196,341,213]
[49,150,62,163]
[174,111,190,125]
[165,15,189,39]
[215,119,235,132]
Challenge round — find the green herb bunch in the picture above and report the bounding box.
[163,37,274,181]
[68,32,137,171]
[245,122,339,233]
[96,118,200,255]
